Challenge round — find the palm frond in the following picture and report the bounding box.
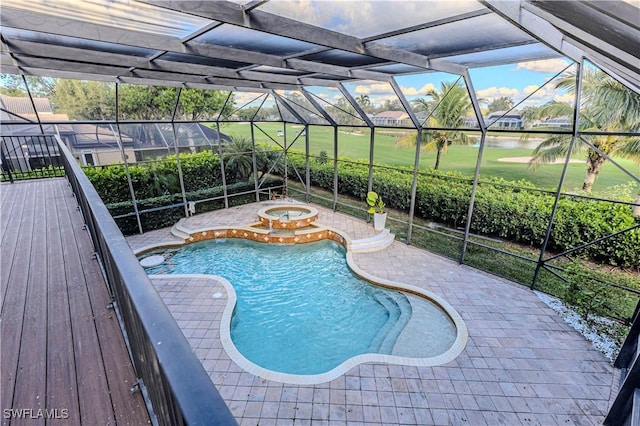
[411,97,432,113]
[531,135,571,155]
[590,78,640,129]
[394,133,419,149]
[528,144,572,169]
[420,139,438,153]
[538,101,573,119]
[615,137,640,163]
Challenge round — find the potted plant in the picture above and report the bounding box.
[366,191,387,231]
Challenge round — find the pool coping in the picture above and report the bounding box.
[134,222,469,385]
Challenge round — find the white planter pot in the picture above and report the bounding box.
[373,212,387,231]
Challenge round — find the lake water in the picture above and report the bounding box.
[471,136,544,149]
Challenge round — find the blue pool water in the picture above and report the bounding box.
[145,239,453,375]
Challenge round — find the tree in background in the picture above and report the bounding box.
[118,84,177,120]
[326,97,362,125]
[486,96,514,114]
[355,94,373,113]
[0,74,55,97]
[51,79,115,120]
[379,98,403,112]
[2,77,232,122]
[0,74,29,96]
[176,88,232,121]
[397,80,473,170]
[529,68,640,192]
[520,105,543,128]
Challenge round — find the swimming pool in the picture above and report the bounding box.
[143,238,466,382]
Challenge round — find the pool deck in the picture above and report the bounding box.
[127,202,618,425]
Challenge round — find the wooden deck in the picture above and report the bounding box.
[1,179,150,425]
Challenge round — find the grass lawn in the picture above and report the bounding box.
[219,122,639,197]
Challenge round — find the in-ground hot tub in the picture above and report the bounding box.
[257,204,319,229]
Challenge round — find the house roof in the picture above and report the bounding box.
[1,94,53,114]
[487,111,522,119]
[374,111,410,120]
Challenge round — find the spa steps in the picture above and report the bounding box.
[350,229,395,253]
[171,218,192,239]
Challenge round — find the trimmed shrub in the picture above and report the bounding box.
[84,148,638,267]
[83,151,234,204]
[286,148,639,268]
[106,178,282,235]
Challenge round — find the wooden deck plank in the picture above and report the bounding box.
[1,182,20,242]
[72,208,150,425]
[57,182,116,426]
[46,180,81,424]
[0,182,22,243]
[1,179,150,425]
[15,181,56,415]
[0,184,36,425]
[0,183,28,308]
[11,180,49,425]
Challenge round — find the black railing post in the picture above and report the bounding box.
[1,139,14,183]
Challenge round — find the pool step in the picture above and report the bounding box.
[378,292,412,354]
[368,291,412,354]
[170,218,191,240]
[350,229,395,253]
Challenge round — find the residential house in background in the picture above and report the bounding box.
[1,95,230,170]
[486,110,524,129]
[371,110,411,127]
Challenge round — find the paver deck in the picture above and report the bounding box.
[127,202,619,425]
[1,179,149,425]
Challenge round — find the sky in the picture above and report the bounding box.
[355,58,576,107]
[233,57,577,113]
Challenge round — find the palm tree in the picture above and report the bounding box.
[356,94,371,112]
[487,96,515,114]
[529,68,640,192]
[223,136,256,181]
[397,80,473,170]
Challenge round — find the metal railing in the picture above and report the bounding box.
[605,299,640,425]
[1,135,65,182]
[55,135,237,426]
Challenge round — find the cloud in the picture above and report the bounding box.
[401,83,436,97]
[476,87,519,100]
[232,92,268,106]
[516,59,572,73]
[262,0,482,38]
[554,93,574,104]
[353,82,394,95]
[374,94,404,106]
[522,86,554,100]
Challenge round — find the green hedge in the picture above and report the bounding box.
[83,148,638,267]
[83,151,233,204]
[287,151,639,268]
[106,178,282,235]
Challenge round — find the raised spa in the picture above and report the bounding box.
[257,204,318,229]
[142,238,466,382]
